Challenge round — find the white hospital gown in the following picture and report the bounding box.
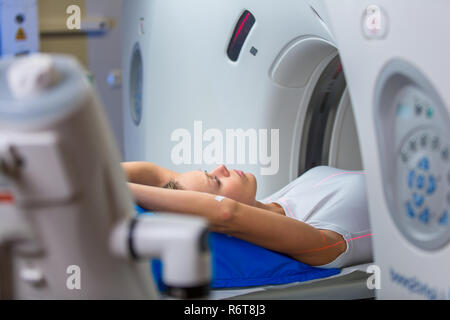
[260,166,373,268]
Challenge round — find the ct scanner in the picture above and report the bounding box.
[120,0,377,300]
[122,0,363,200]
[0,0,375,301]
[325,0,450,299]
[12,0,450,300]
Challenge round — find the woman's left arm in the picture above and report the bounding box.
[122,162,179,187]
[129,183,346,266]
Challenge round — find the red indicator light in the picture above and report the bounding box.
[0,193,14,204]
[231,12,251,46]
[227,10,256,62]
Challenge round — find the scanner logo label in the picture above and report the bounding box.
[171,121,279,176]
[389,267,445,300]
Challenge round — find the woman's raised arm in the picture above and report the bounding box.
[128,183,346,266]
[122,162,179,187]
[128,182,236,231]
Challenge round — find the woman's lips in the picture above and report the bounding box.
[235,170,244,177]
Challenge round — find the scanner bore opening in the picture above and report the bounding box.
[298,55,349,176]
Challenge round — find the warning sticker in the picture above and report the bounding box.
[15,28,27,41]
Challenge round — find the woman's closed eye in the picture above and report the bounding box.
[214,175,221,187]
[203,170,221,187]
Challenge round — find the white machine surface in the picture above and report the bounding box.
[0,54,211,300]
[122,0,363,200]
[0,0,39,57]
[325,1,450,299]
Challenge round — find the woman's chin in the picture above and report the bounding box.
[248,173,258,201]
[248,172,257,188]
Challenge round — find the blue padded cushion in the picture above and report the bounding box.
[135,205,340,290]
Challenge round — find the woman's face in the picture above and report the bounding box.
[176,165,258,206]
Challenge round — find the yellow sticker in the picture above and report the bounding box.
[16,28,27,41]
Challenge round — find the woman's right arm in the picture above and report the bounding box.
[127,183,346,266]
[121,162,179,187]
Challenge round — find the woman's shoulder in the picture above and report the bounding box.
[306,165,363,175]
[307,165,365,178]
[259,166,365,202]
[304,166,366,190]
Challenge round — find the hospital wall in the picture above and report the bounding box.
[38,0,124,157]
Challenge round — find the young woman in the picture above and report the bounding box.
[122,162,372,268]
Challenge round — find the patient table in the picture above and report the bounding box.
[211,264,374,300]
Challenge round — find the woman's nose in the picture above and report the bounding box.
[212,164,230,177]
